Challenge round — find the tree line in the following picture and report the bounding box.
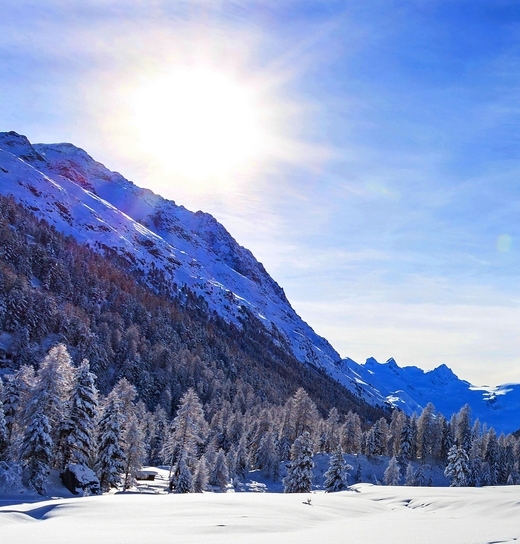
[1,343,519,495]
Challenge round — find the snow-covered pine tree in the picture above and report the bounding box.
[3,365,36,454]
[122,414,145,491]
[175,456,193,493]
[256,431,280,481]
[283,431,314,493]
[163,388,208,484]
[455,404,472,451]
[28,344,75,467]
[371,418,389,456]
[210,449,229,492]
[323,448,351,492]
[413,463,426,486]
[322,407,341,453]
[384,456,401,486]
[95,392,125,492]
[0,399,8,461]
[148,406,168,466]
[0,461,22,493]
[484,428,499,486]
[60,360,98,469]
[388,409,407,457]
[226,447,237,482]
[480,461,492,486]
[405,462,415,486]
[192,455,209,493]
[110,378,137,426]
[234,434,250,480]
[444,445,470,487]
[19,407,53,494]
[284,389,319,444]
[342,411,362,454]
[399,418,415,462]
[416,403,440,463]
[439,415,454,463]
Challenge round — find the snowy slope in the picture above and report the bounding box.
[0,131,345,382]
[340,356,520,434]
[2,484,520,544]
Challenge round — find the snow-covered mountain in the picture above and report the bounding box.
[2,130,519,433]
[340,356,520,434]
[0,131,348,380]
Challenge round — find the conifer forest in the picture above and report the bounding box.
[1,194,519,495]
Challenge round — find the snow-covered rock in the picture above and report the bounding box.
[61,464,100,496]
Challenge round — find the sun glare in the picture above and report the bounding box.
[125,67,270,187]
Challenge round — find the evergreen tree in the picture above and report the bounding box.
[283,389,319,444]
[484,428,499,486]
[404,462,415,486]
[388,410,407,457]
[256,431,280,481]
[163,388,208,483]
[416,403,440,462]
[175,456,193,493]
[60,360,98,469]
[234,434,250,480]
[27,344,75,467]
[20,408,53,494]
[148,407,168,466]
[192,455,209,493]
[455,404,472,451]
[95,393,125,492]
[110,378,137,426]
[283,431,314,493]
[399,419,415,462]
[322,407,341,453]
[413,463,426,486]
[3,365,36,455]
[122,414,145,491]
[384,456,401,486]
[226,447,237,483]
[0,400,9,461]
[210,449,229,492]
[324,448,351,492]
[444,445,470,487]
[372,418,389,456]
[439,416,454,463]
[342,411,362,454]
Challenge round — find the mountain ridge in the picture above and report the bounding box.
[2,130,519,433]
[0,131,346,381]
[343,355,520,433]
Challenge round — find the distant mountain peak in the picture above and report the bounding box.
[0,131,45,164]
[427,363,459,383]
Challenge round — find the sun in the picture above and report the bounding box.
[124,67,270,187]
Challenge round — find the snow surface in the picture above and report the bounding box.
[2,483,520,544]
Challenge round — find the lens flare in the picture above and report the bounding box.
[496,234,512,252]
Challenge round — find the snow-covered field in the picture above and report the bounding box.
[2,482,520,544]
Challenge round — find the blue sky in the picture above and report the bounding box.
[2,0,520,385]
